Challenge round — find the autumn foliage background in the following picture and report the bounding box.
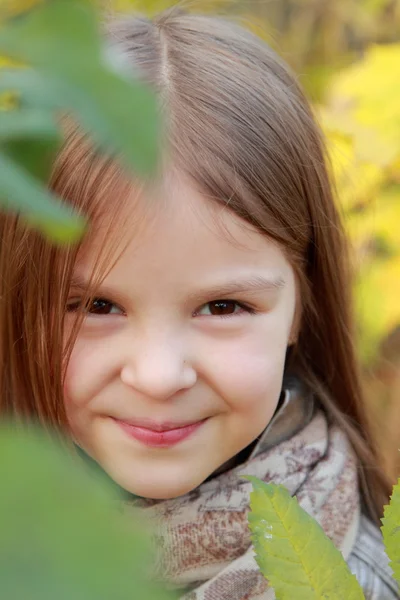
[2,0,400,477]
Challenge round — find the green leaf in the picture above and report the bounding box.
[0,0,47,22]
[381,478,400,588]
[0,108,62,181]
[0,150,85,242]
[4,135,62,183]
[0,108,58,139]
[0,1,101,73]
[246,477,365,600]
[0,0,160,175]
[0,69,75,110]
[0,425,174,600]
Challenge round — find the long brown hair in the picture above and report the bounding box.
[0,9,391,519]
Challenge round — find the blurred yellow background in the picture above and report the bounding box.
[115,0,400,479]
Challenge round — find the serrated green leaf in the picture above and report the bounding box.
[246,477,365,600]
[381,478,400,588]
[0,150,85,242]
[0,0,160,175]
[0,425,175,600]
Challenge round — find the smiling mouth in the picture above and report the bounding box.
[113,417,208,448]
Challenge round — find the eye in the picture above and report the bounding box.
[67,298,124,316]
[195,300,254,317]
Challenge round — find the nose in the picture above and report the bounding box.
[120,334,197,400]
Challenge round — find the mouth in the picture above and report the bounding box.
[113,417,208,448]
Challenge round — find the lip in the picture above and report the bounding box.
[113,417,207,448]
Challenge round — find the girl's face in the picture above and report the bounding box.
[64,175,298,499]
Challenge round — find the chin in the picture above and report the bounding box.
[112,469,206,500]
[129,479,201,500]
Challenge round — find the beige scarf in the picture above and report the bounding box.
[126,384,360,600]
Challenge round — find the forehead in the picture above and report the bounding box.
[75,172,291,281]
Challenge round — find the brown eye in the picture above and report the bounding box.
[66,298,123,316]
[87,299,116,315]
[209,301,237,315]
[197,300,242,316]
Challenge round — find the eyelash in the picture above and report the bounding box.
[66,298,256,318]
[66,298,125,316]
[194,300,256,318]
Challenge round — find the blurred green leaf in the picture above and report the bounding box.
[4,135,62,183]
[0,425,174,600]
[0,108,62,181]
[0,151,85,242]
[0,68,80,110]
[0,0,160,175]
[0,0,46,22]
[0,108,57,139]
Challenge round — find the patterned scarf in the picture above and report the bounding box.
[125,384,360,600]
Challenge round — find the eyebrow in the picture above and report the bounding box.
[186,275,286,303]
[69,274,93,292]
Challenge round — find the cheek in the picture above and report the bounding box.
[63,353,83,408]
[202,320,289,414]
[63,336,117,408]
[63,344,87,409]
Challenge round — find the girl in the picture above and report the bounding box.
[0,9,398,600]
